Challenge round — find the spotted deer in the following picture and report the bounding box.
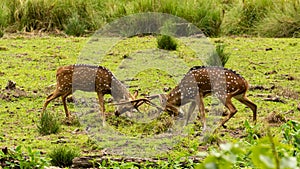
[148,66,257,130]
[42,64,147,125]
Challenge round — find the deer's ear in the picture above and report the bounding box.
[133,90,139,99]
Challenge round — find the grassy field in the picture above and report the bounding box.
[0,34,299,168]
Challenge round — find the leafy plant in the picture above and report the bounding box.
[0,146,49,169]
[196,143,245,169]
[37,111,61,135]
[48,145,80,167]
[157,35,177,50]
[281,120,300,151]
[244,120,261,144]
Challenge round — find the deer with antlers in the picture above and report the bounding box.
[42,64,148,126]
[147,66,257,131]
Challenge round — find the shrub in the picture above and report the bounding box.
[221,0,272,35]
[64,13,86,36]
[37,111,60,135]
[157,35,177,50]
[255,1,300,37]
[48,145,80,167]
[206,43,229,66]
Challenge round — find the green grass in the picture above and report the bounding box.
[1,0,300,37]
[0,35,299,167]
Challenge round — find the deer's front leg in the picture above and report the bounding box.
[197,94,206,131]
[185,101,196,126]
[97,92,106,127]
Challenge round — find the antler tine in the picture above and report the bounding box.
[112,97,164,112]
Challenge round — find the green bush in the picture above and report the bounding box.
[64,13,86,36]
[255,1,300,37]
[37,111,61,135]
[206,43,230,66]
[157,35,177,50]
[48,145,80,167]
[221,0,272,35]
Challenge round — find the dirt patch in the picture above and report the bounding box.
[0,80,28,101]
[221,128,245,139]
[274,86,299,100]
[265,111,287,125]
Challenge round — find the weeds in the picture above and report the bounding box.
[0,146,49,168]
[37,111,61,135]
[48,145,80,167]
[206,43,230,66]
[157,35,177,51]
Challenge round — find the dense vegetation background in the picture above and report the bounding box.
[0,0,300,37]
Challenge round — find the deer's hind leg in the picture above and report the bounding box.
[61,91,72,118]
[234,94,257,122]
[97,92,106,127]
[42,89,64,113]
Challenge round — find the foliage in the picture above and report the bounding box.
[206,43,230,66]
[0,146,49,169]
[48,145,80,167]
[157,35,177,51]
[64,13,86,36]
[0,0,298,37]
[198,127,299,169]
[281,120,300,153]
[221,0,272,35]
[255,1,300,37]
[37,111,61,135]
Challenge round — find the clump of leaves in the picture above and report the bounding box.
[48,145,80,168]
[37,111,60,135]
[0,146,49,168]
[157,35,177,50]
[281,120,300,150]
[244,120,261,144]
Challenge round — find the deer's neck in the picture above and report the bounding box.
[167,85,182,106]
[111,77,132,102]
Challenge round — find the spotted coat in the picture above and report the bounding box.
[162,66,257,130]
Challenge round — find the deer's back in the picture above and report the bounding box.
[168,66,248,106]
[56,64,114,94]
[185,66,248,96]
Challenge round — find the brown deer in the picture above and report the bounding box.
[42,64,148,126]
[147,66,257,131]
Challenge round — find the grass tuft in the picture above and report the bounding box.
[207,43,230,66]
[37,111,61,135]
[64,13,86,36]
[48,145,80,167]
[157,35,177,50]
